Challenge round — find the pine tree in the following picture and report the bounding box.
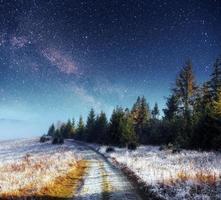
[76,116,85,140]
[120,112,137,147]
[152,103,160,119]
[163,95,179,121]
[172,60,197,147]
[131,96,150,141]
[85,109,96,142]
[65,120,74,138]
[131,96,141,123]
[109,107,125,145]
[211,91,221,149]
[96,111,108,144]
[52,129,64,144]
[209,56,221,100]
[202,82,213,111]
[173,60,197,117]
[59,123,67,138]
[140,96,151,122]
[47,124,55,137]
[72,118,76,133]
[213,90,221,117]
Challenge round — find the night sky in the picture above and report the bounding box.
[0,0,221,139]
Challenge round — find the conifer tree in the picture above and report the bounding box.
[152,103,160,119]
[52,128,64,144]
[65,120,74,138]
[109,107,125,145]
[209,56,221,100]
[47,124,55,137]
[131,96,141,123]
[120,112,137,147]
[131,96,150,141]
[163,95,179,121]
[173,60,197,118]
[59,123,67,138]
[202,82,213,111]
[96,111,108,144]
[76,116,85,140]
[85,109,96,142]
[213,90,221,117]
[72,118,76,133]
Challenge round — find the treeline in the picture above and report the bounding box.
[46,55,221,150]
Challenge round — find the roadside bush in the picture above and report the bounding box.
[159,143,181,153]
[106,146,115,153]
[52,136,64,145]
[128,142,137,150]
[40,135,51,143]
[212,134,221,151]
[159,145,167,151]
[172,147,182,153]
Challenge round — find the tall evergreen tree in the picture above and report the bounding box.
[120,112,137,147]
[65,120,75,138]
[72,118,76,132]
[96,111,108,144]
[213,90,221,117]
[52,128,64,144]
[209,56,221,100]
[163,95,179,121]
[85,109,96,142]
[59,123,67,138]
[152,103,160,119]
[109,107,125,145]
[140,96,151,122]
[173,60,197,117]
[131,96,150,141]
[202,82,213,112]
[76,116,85,140]
[131,96,141,123]
[47,124,55,137]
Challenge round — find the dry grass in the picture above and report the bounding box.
[0,139,88,199]
[0,160,88,199]
[175,170,218,185]
[98,145,221,199]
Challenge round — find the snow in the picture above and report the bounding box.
[95,145,221,200]
[0,139,142,199]
[1,138,221,199]
[0,138,81,196]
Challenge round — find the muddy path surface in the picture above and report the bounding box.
[72,142,142,200]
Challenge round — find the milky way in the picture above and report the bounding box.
[0,0,220,139]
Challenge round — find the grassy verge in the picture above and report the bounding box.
[0,160,88,200]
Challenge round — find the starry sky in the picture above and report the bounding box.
[0,0,221,139]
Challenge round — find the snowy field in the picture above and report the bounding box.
[96,145,221,200]
[0,139,142,200]
[1,138,221,199]
[0,138,86,198]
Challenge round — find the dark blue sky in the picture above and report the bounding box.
[0,0,220,139]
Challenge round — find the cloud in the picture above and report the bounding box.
[0,118,25,123]
[42,48,78,75]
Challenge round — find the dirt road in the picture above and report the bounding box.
[72,142,142,200]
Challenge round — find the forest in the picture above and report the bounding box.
[45,55,221,151]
